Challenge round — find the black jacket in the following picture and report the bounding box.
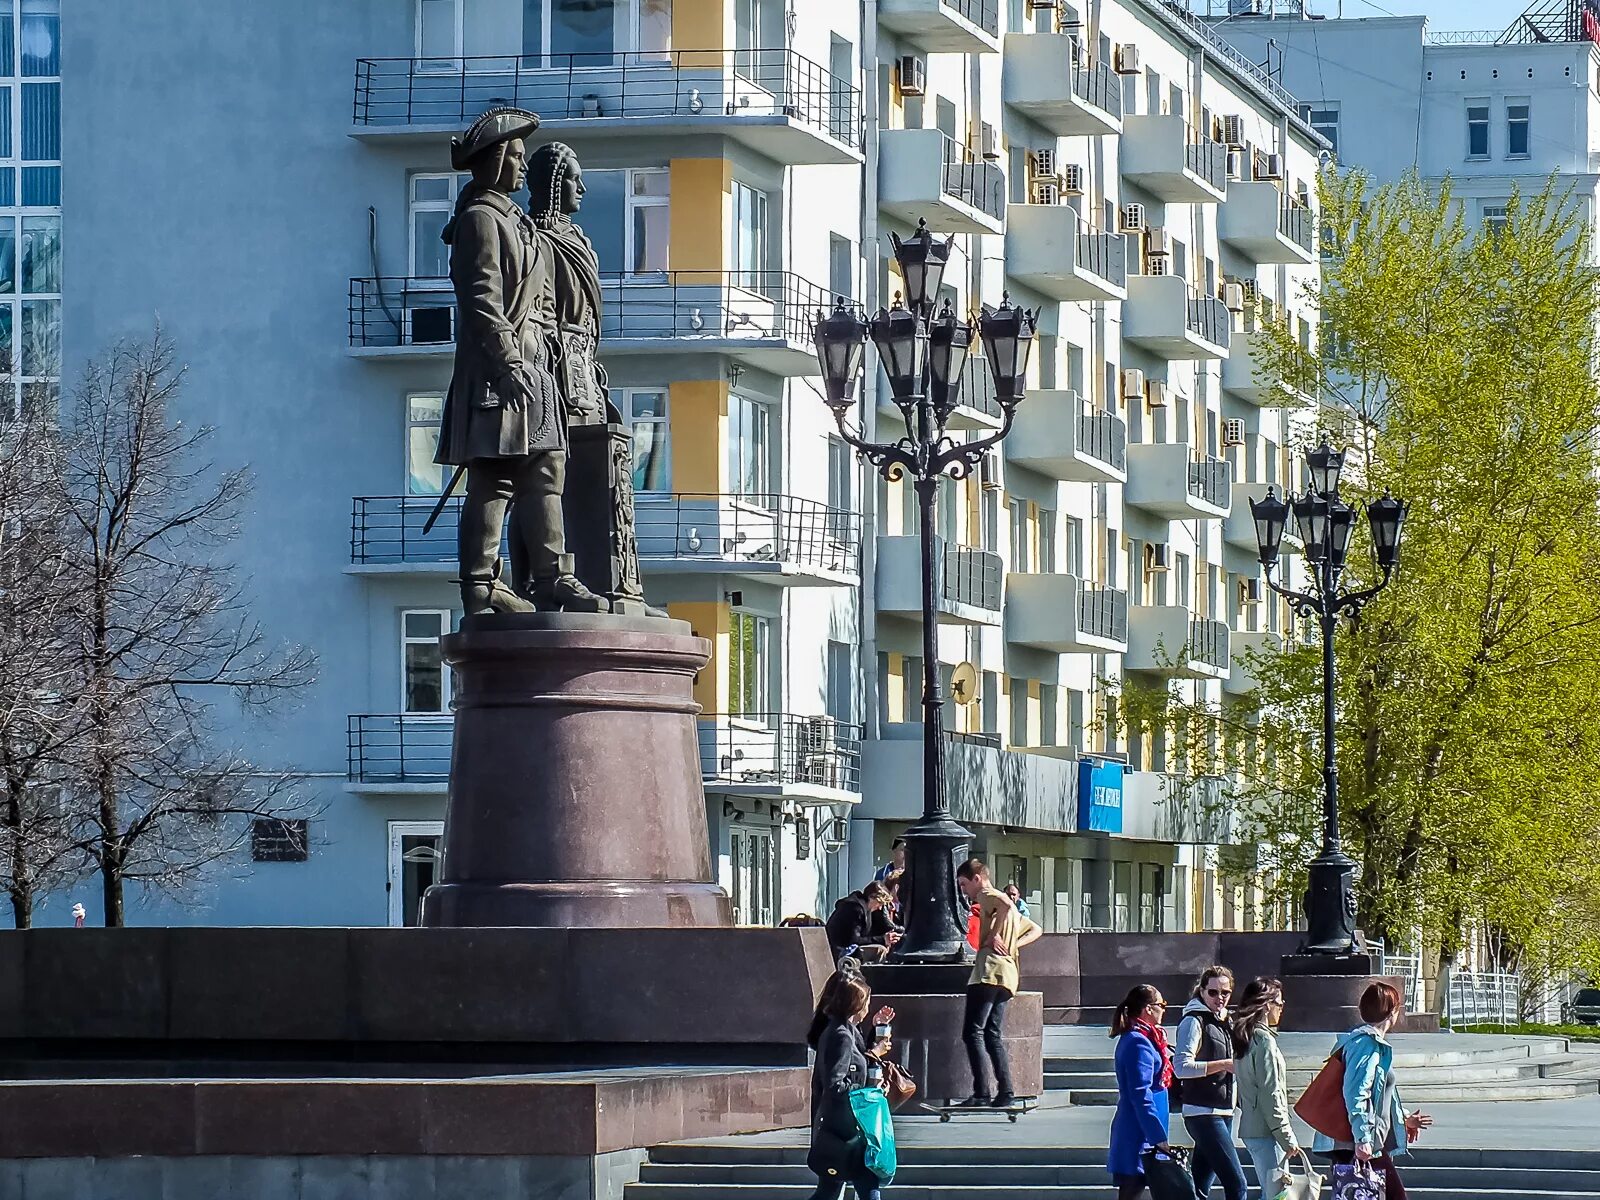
[825,892,885,957]
[1175,999,1236,1111]
[810,1018,868,1131]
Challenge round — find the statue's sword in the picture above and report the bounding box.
[421,465,467,536]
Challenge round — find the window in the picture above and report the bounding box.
[732,182,768,290]
[829,233,854,302]
[1009,680,1029,748]
[1466,100,1490,158]
[617,389,669,491]
[421,0,672,63]
[1482,202,1509,238]
[1299,103,1340,158]
[402,609,453,714]
[728,610,772,716]
[1040,685,1058,747]
[20,0,57,77]
[406,394,446,495]
[826,640,856,724]
[574,166,663,274]
[627,168,669,274]
[1008,497,1031,572]
[1506,99,1530,157]
[410,174,462,278]
[826,436,856,543]
[728,393,771,498]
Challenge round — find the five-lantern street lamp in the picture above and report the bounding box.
[812,218,1039,963]
[1249,441,1407,957]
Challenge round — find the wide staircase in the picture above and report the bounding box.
[1046,1030,1600,1105]
[625,1142,1600,1198]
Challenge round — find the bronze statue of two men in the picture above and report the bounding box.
[434,107,645,616]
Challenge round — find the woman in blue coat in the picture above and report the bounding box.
[1108,985,1176,1199]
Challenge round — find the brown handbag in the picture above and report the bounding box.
[871,1053,918,1109]
[1294,1048,1354,1142]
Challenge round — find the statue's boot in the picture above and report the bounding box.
[462,559,535,615]
[531,568,610,614]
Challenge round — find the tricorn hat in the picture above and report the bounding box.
[450,106,541,171]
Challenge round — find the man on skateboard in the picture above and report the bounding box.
[956,857,1042,1109]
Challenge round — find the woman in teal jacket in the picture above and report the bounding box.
[1311,982,1432,1199]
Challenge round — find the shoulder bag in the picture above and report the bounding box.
[869,1051,918,1110]
[1294,1048,1354,1142]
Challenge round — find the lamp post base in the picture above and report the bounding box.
[1302,847,1359,956]
[890,813,975,964]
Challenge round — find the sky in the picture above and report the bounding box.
[1311,0,1537,30]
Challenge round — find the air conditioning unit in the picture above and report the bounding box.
[978,121,1001,161]
[795,715,841,785]
[1121,202,1147,232]
[1256,152,1284,181]
[1120,367,1145,402]
[1031,181,1061,205]
[897,54,926,96]
[1062,163,1086,195]
[1145,227,1171,257]
[1145,542,1171,573]
[1240,576,1262,604]
[1224,418,1246,446]
[1226,149,1246,179]
[1115,43,1142,74]
[1145,378,1168,408]
[1222,114,1246,149]
[1030,147,1058,178]
[1223,281,1246,313]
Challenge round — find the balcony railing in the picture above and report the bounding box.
[940,135,1006,223]
[352,49,863,150]
[1186,456,1232,509]
[1077,225,1128,290]
[1079,406,1127,474]
[1280,201,1315,254]
[943,543,1004,611]
[349,271,831,352]
[700,713,864,793]
[1187,618,1230,672]
[348,714,451,784]
[635,493,861,577]
[1079,583,1129,644]
[945,0,1000,36]
[1185,137,1230,193]
[1186,288,1232,348]
[1072,54,1123,123]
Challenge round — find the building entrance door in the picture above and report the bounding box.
[387,820,444,927]
[730,823,777,927]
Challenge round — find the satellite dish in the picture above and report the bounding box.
[951,661,979,706]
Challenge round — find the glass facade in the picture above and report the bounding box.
[0,0,59,419]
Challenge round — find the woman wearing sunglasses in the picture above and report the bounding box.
[1231,978,1301,1199]
[1175,966,1246,1200]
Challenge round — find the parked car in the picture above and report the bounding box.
[1569,987,1600,1026]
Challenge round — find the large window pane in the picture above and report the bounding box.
[20,297,57,375]
[625,389,668,492]
[551,0,616,58]
[412,209,450,277]
[638,0,672,58]
[19,0,56,77]
[419,0,457,58]
[403,610,448,713]
[0,303,13,375]
[19,165,55,205]
[463,0,520,57]
[579,167,625,272]
[0,88,11,158]
[0,169,13,207]
[21,215,58,293]
[407,394,445,495]
[21,81,57,159]
[0,1,14,76]
[20,380,55,421]
[0,218,14,294]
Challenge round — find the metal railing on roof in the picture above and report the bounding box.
[1423,29,1500,43]
[1159,1,1301,111]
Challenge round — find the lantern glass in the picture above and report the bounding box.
[978,295,1038,405]
[1366,490,1407,570]
[811,299,868,407]
[1307,439,1346,498]
[889,218,953,315]
[928,300,973,415]
[1249,486,1289,567]
[1327,499,1357,570]
[1293,491,1329,563]
[870,300,926,402]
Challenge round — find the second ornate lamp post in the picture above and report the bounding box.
[813,219,1038,963]
[1249,440,1407,956]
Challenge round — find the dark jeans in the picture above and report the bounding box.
[962,983,1013,1098]
[1184,1114,1247,1200]
[808,1171,882,1200]
[1328,1150,1407,1200]
[1114,1177,1147,1199]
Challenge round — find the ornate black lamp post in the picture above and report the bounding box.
[1249,440,1407,956]
[812,219,1038,963]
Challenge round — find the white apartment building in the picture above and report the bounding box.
[55,0,1321,934]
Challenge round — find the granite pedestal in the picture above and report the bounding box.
[421,612,731,929]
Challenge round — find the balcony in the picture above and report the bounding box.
[1219,182,1316,264]
[1221,327,1317,407]
[1224,482,1302,554]
[1226,630,1283,695]
[1005,391,1126,483]
[351,50,863,165]
[879,0,1001,55]
[877,353,1003,433]
[1125,443,1232,520]
[1119,116,1228,204]
[1126,609,1231,680]
[1124,276,1231,360]
[348,271,831,375]
[348,493,859,587]
[861,724,1080,833]
[698,713,863,805]
[876,535,1003,626]
[347,714,450,793]
[1006,573,1129,654]
[879,130,1005,236]
[1002,36,1122,137]
[1005,208,1127,302]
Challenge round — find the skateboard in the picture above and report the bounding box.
[919,1099,1037,1123]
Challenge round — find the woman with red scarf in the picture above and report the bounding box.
[1108,984,1176,1199]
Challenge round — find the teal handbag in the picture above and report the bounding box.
[848,1086,898,1184]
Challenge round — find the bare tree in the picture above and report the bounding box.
[52,331,317,926]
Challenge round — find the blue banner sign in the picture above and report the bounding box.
[1078,758,1124,834]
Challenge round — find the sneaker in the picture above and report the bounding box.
[955,1094,992,1108]
[990,1092,1016,1109]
